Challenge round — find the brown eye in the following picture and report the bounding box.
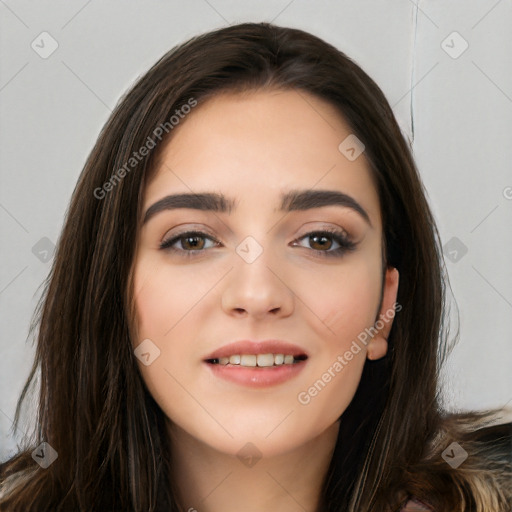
[308,233,334,251]
[179,234,206,250]
[159,230,220,257]
[293,229,357,258]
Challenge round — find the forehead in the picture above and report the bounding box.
[144,89,380,226]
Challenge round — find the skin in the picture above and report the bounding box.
[131,89,399,512]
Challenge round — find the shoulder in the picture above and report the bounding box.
[397,415,512,512]
[459,416,512,468]
[430,411,512,470]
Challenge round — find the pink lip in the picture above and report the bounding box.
[205,360,307,388]
[203,340,309,388]
[203,340,309,361]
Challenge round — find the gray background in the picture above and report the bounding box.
[1,1,511,461]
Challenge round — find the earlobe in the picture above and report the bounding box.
[366,267,399,361]
[366,337,388,360]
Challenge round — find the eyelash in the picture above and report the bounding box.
[159,227,357,259]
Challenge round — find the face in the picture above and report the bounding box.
[130,89,399,458]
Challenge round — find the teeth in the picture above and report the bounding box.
[240,354,256,367]
[256,354,274,367]
[210,354,304,367]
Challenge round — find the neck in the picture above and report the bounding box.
[166,420,340,512]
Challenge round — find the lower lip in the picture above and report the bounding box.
[204,360,307,388]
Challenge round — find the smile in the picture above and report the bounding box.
[206,353,308,367]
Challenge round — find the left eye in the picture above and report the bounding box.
[159,229,356,258]
[292,229,356,257]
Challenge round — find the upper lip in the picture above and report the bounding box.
[204,340,309,361]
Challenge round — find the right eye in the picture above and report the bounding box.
[159,230,222,258]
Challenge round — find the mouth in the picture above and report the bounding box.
[203,339,309,362]
[203,340,309,388]
[205,353,308,367]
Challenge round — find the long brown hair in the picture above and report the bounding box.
[1,22,510,512]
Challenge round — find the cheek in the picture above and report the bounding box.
[130,259,194,398]
[132,256,212,345]
[294,262,381,423]
[133,271,174,341]
[131,256,225,386]
[131,261,198,417]
[303,258,382,343]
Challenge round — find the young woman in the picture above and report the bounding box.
[1,22,510,512]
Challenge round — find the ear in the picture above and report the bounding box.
[366,267,399,361]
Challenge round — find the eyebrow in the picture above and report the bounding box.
[142,189,372,226]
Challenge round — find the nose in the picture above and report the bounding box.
[220,246,294,322]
